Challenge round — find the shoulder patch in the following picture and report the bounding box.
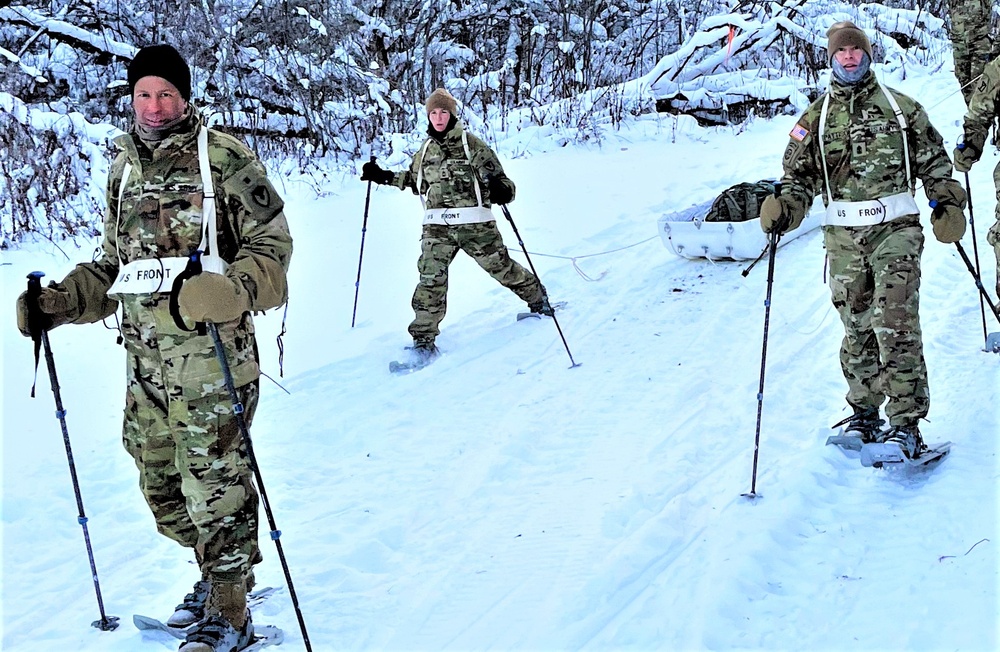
[251,185,272,208]
[790,124,809,142]
[782,139,805,167]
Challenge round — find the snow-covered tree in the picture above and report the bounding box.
[0,0,978,246]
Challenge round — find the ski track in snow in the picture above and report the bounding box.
[2,65,998,651]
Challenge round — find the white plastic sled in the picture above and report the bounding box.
[657,200,822,261]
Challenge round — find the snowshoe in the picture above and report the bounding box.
[860,425,951,468]
[133,586,279,641]
[389,342,440,374]
[179,611,254,651]
[517,300,567,321]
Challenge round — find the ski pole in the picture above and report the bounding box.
[25,272,120,632]
[741,243,769,277]
[352,155,377,328]
[743,185,784,501]
[962,172,989,346]
[953,242,1000,324]
[499,204,580,368]
[207,321,313,650]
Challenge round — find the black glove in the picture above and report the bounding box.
[487,175,514,205]
[361,161,394,185]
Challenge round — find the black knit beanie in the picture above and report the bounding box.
[127,44,191,100]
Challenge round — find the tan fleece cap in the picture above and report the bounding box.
[827,21,873,63]
[425,88,458,115]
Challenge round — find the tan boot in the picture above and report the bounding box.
[179,579,253,651]
[210,579,249,631]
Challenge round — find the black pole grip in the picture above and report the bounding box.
[772,181,791,234]
[168,250,207,335]
[25,271,53,340]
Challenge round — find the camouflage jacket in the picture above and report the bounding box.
[961,54,1000,156]
[392,121,515,211]
[779,72,966,222]
[57,109,292,394]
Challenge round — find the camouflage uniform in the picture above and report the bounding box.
[958,54,1000,294]
[778,71,965,428]
[947,0,993,102]
[45,108,292,583]
[392,121,545,344]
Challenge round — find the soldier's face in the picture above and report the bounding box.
[833,46,864,71]
[133,76,187,129]
[429,108,451,133]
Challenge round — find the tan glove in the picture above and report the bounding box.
[178,273,251,324]
[952,142,979,173]
[15,284,76,337]
[931,204,966,243]
[759,195,803,234]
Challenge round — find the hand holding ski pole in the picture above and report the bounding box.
[743,183,782,500]
[353,155,377,327]
[169,257,314,650]
[25,272,119,631]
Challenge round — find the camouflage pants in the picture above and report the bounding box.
[990,161,1000,296]
[409,222,545,343]
[122,352,261,582]
[948,0,993,102]
[824,219,929,427]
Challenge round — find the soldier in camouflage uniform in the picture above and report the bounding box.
[759,22,967,458]
[954,53,1000,297]
[15,44,291,652]
[361,88,551,361]
[947,0,993,103]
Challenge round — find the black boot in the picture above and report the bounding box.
[166,579,210,628]
[411,340,440,362]
[831,406,884,444]
[527,296,555,317]
[879,424,925,459]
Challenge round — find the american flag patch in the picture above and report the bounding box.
[789,124,809,142]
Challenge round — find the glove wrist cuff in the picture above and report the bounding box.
[959,140,981,157]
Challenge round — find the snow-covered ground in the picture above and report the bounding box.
[2,60,998,651]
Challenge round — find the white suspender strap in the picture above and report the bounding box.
[115,161,133,266]
[112,129,224,272]
[196,127,222,258]
[876,81,913,193]
[414,131,484,210]
[817,82,914,204]
[415,138,433,210]
[461,130,484,208]
[818,94,834,205]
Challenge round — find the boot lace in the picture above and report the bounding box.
[177,580,210,613]
[881,426,925,458]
